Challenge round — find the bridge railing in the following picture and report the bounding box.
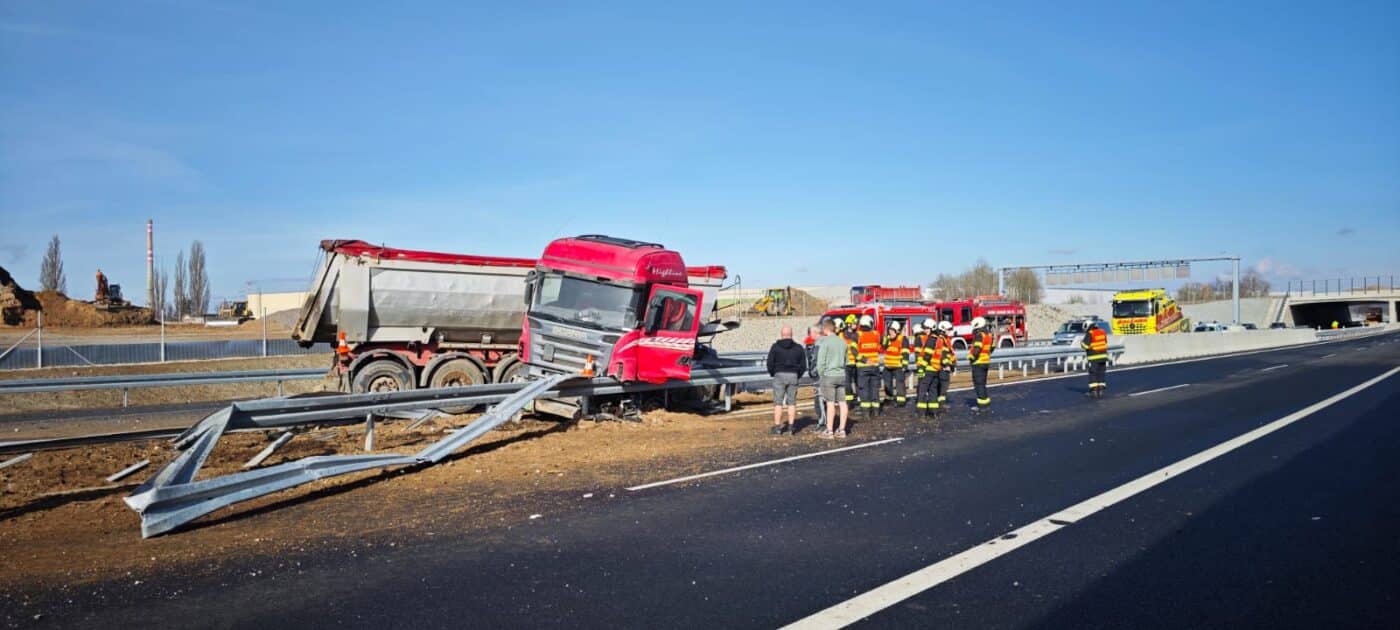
[1286,276,1396,298]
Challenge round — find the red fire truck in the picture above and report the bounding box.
[820,295,1026,351]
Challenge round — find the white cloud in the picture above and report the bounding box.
[1252,257,1300,279]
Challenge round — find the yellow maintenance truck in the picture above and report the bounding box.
[1111,288,1188,334]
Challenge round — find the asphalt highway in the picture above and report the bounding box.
[10,331,1399,629]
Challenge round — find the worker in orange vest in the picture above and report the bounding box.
[855,314,882,420]
[881,320,911,411]
[968,317,995,412]
[935,320,956,413]
[842,314,860,405]
[911,319,935,418]
[1082,321,1110,399]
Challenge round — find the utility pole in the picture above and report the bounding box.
[1232,257,1240,324]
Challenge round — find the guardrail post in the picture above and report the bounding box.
[262,307,268,357]
[1022,363,1028,377]
[122,388,129,408]
[160,318,166,362]
[998,364,1004,380]
[364,413,376,452]
[276,380,284,397]
[36,311,42,369]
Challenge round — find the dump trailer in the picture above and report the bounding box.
[293,239,727,394]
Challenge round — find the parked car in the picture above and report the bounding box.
[1052,316,1104,345]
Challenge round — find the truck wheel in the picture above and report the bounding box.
[428,358,486,415]
[952,338,967,351]
[492,356,528,383]
[429,358,485,389]
[353,360,414,393]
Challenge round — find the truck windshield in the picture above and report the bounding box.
[1113,300,1153,318]
[531,274,641,330]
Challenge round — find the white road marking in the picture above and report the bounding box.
[782,366,1400,629]
[1322,353,1336,359]
[1128,383,1190,397]
[625,438,904,491]
[1261,364,1289,372]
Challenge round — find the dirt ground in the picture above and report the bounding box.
[0,392,924,589]
[0,364,1072,591]
[0,354,337,416]
[0,319,296,344]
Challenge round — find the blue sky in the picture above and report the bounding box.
[2,1,1397,304]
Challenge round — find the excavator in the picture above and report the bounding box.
[750,287,795,317]
[93,268,131,311]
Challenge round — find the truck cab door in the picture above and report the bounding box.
[638,285,705,383]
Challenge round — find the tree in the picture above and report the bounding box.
[39,234,66,293]
[152,266,170,321]
[1005,268,1044,304]
[187,240,210,316]
[928,259,1008,301]
[173,251,188,319]
[963,259,999,297]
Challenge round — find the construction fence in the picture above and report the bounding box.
[0,323,324,370]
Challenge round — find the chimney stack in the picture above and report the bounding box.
[146,219,154,309]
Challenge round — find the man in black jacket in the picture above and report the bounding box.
[767,326,806,435]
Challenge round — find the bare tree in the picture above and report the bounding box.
[173,251,188,319]
[188,240,210,316]
[152,266,170,321]
[1005,268,1044,304]
[39,234,66,293]
[963,259,999,298]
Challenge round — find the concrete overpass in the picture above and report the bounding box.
[1281,279,1399,328]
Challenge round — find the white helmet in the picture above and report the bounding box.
[938,320,953,333]
[859,314,874,328]
[888,320,902,332]
[912,321,926,333]
[923,318,937,331]
[971,316,987,329]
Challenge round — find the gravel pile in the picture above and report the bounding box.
[709,316,819,353]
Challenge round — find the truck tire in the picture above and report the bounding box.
[492,356,527,384]
[428,358,486,415]
[952,338,967,352]
[352,359,415,393]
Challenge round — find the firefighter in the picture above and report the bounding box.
[1082,320,1110,399]
[935,320,956,413]
[968,316,994,412]
[855,314,882,418]
[881,320,910,410]
[841,314,859,405]
[913,318,938,418]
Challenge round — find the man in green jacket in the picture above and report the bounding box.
[815,319,851,438]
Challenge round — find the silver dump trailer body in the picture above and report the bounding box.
[293,240,536,348]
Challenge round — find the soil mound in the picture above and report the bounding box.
[0,265,42,326]
[0,265,153,327]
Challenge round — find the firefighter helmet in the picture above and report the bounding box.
[938,320,953,333]
[889,320,902,332]
[971,316,987,329]
[924,318,937,331]
[859,314,875,328]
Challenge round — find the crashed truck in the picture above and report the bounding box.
[292,236,735,416]
[127,234,744,537]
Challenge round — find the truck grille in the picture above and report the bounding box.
[527,318,617,376]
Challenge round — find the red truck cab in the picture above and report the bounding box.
[522,235,710,384]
